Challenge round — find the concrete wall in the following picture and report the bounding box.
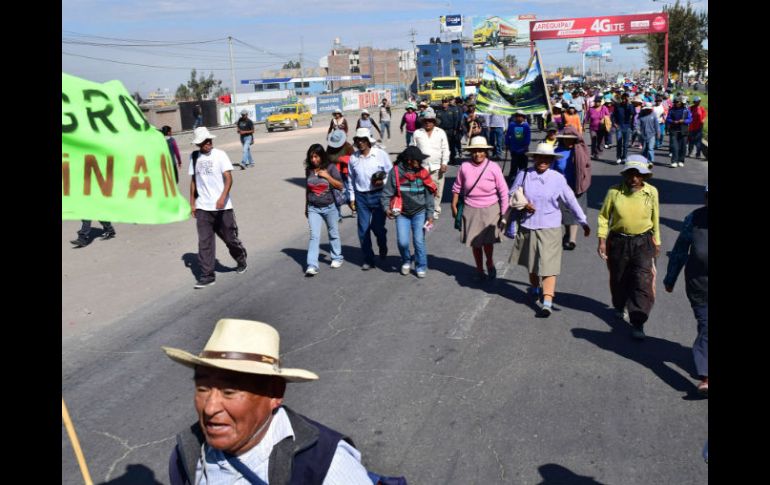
[141,106,181,133]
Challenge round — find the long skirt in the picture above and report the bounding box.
[508,226,563,276]
[462,204,502,248]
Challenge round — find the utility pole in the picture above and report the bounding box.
[299,36,305,99]
[409,28,417,97]
[228,36,238,125]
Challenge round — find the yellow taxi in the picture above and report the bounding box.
[266,103,313,132]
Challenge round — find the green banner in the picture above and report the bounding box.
[476,51,551,116]
[62,73,190,224]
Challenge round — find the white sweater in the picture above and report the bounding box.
[410,127,450,171]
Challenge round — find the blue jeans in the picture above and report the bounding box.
[307,203,342,269]
[688,128,703,157]
[691,303,708,377]
[656,123,665,147]
[354,191,387,265]
[395,211,427,272]
[381,120,391,139]
[615,127,631,161]
[643,136,656,164]
[405,131,414,146]
[490,127,504,157]
[193,116,203,129]
[241,135,254,166]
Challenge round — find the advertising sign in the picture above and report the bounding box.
[316,94,343,114]
[440,14,463,33]
[530,13,668,40]
[580,37,600,53]
[567,41,580,53]
[473,14,535,48]
[253,101,288,122]
[585,42,612,58]
[619,34,648,44]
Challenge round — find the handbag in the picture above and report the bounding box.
[454,160,491,231]
[389,167,403,213]
[602,115,612,132]
[504,173,528,239]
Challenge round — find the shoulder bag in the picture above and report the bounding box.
[454,160,490,231]
[389,167,403,213]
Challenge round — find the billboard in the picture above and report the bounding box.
[585,42,612,58]
[567,41,580,53]
[580,37,600,53]
[473,15,535,48]
[530,13,668,40]
[619,34,648,44]
[440,14,463,33]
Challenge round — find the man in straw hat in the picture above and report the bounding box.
[597,156,661,340]
[411,107,450,219]
[163,318,374,484]
[189,127,248,289]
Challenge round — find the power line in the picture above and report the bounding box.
[62,51,281,71]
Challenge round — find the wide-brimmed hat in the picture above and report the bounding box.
[240,109,249,115]
[361,109,370,115]
[556,133,579,140]
[333,108,342,114]
[420,107,437,120]
[621,156,653,176]
[526,142,565,158]
[406,103,416,110]
[465,136,493,150]
[327,129,347,149]
[162,319,318,382]
[353,127,376,143]
[401,145,430,162]
[191,127,216,145]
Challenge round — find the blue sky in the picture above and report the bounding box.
[62,0,707,95]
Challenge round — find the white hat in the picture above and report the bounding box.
[327,129,347,149]
[525,142,566,158]
[333,108,342,114]
[361,109,370,115]
[191,127,216,145]
[420,107,437,119]
[621,155,653,176]
[465,136,493,150]
[162,319,319,382]
[353,127,376,143]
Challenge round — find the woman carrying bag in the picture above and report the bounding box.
[508,143,591,317]
[451,136,509,281]
[380,146,437,278]
[304,144,344,276]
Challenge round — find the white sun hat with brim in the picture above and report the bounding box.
[525,142,566,158]
[191,127,216,145]
[353,127,376,143]
[162,319,319,382]
[361,109,370,115]
[465,136,493,150]
[333,108,342,114]
[620,155,653,176]
[327,129,347,149]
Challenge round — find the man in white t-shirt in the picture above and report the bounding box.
[189,127,248,289]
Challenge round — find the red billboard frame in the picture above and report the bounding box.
[529,13,670,86]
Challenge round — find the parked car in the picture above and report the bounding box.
[266,104,313,132]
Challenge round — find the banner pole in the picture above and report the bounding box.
[62,398,94,485]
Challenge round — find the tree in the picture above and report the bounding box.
[283,60,300,69]
[174,69,223,101]
[645,1,708,75]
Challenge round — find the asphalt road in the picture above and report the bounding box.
[62,109,708,484]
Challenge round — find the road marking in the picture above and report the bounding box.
[447,264,509,339]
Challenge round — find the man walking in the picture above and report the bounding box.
[488,112,507,160]
[436,97,459,164]
[505,110,531,181]
[70,220,116,248]
[688,96,707,159]
[411,108,450,220]
[236,109,255,169]
[189,127,248,289]
[666,97,692,168]
[379,98,391,139]
[347,128,393,270]
[612,92,635,165]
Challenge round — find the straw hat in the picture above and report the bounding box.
[191,127,216,145]
[525,142,566,158]
[162,319,319,382]
[465,136,493,150]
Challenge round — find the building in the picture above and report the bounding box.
[249,67,328,96]
[416,39,476,89]
[324,40,413,92]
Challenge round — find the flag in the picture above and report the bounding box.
[62,73,190,224]
[476,51,550,116]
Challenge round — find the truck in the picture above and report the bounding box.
[417,77,463,103]
[473,17,519,47]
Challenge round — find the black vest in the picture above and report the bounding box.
[171,406,354,485]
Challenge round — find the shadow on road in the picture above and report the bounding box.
[561,290,699,394]
[97,464,163,485]
[537,463,607,485]
[283,177,306,189]
[181,253,235,280]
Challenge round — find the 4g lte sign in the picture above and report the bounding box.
[530,13,668,40]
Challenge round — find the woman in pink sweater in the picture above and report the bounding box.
[451,136,510,281]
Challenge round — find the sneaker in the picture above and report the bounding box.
[537,304,553,318]
[604,144,609,149]
[400,263,411,275]
[361,263,373,271]
[697,377,708,396]
[677,162,684,167]
[70,238,90,248]
[236,262,248,274]
[305,266,318,276]
[615,308,629,321]
[631,326,646,340]
[416,270,426,278]
[615,159,623,165]
[330,260,343,269]
[433,212,440,220]
[101,231,116,240]
[669,162,677,168]
[194,279,216,289]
